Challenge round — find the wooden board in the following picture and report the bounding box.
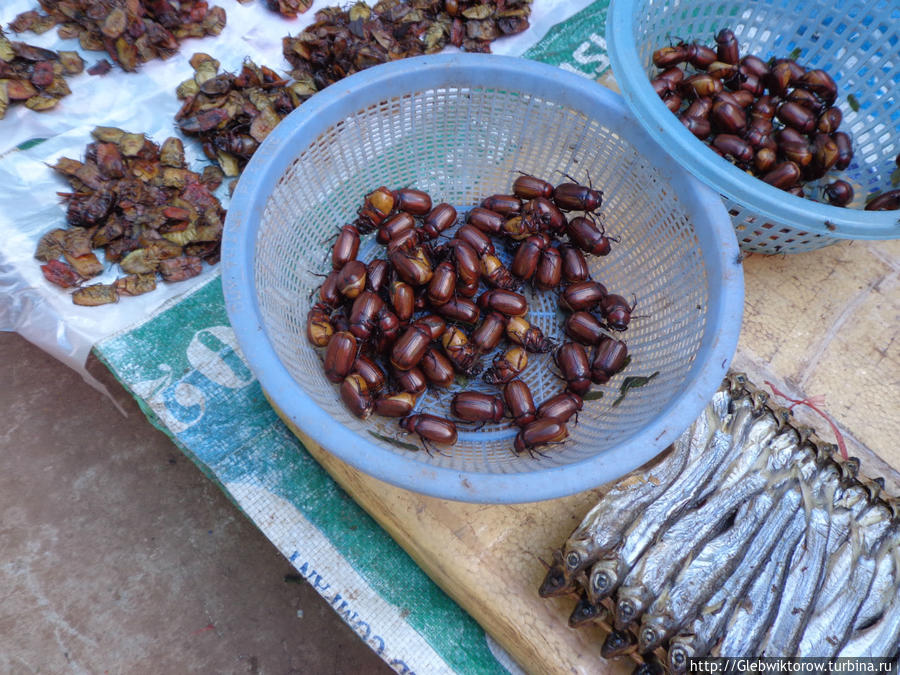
[294,226,899,673]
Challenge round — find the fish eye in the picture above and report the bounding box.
[566,551,580,569]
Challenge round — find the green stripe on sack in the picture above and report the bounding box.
[523,0,611,80]
[95,277,506,675]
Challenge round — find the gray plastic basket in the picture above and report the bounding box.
[222,53,744,503]
[607,0,900,254]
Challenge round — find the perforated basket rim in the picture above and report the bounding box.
[606,0,900,241]
[221,53,744,503]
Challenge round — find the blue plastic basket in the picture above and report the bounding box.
[607,0,900,253]
[222,53,744,503]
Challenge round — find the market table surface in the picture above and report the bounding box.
[284,234,900,674]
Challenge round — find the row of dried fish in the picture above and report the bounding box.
[36,126,226,306]
[541,373,900,666]
[175,53,314,177]
[283,0,532,92]
[10,0,226,72]
[0,27,83,118]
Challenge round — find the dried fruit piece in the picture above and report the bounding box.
[115,273,157,296]
[41,259,80,288]
[72,283,118,306]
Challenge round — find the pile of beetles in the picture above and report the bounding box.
[306,173,634,456]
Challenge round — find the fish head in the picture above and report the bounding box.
[600,628,637,658]
[589,560,619,601]
[568,594,606,627]
[615,587,649,630]
[538,560,572,598]
[668,638,696,673]
[638,614,669,653]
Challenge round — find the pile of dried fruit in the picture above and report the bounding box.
[10,0,226,72]
[0,27,83,117]
[175,53,314,177]
[36,126,226,306]
[307,174,638,455]
[260,0,312,19]
[283,0,532,91]
[541,374,900,666]
[650,30,859,206]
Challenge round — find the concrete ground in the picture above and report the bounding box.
[0,331,392,674]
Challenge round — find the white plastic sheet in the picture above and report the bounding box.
[0,0,596,391]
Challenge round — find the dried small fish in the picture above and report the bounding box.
[838,547,900,656]
[639,481,804,652]
[72,283,118,306]
[762,480,869,656]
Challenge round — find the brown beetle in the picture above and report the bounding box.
[591,336,629,384]
[349,290,384,340]
[514,419,568,455]
[566,216,612,256]
[817,107,842,134]
[357,186,395,232]
[421,347,456,388]
[762,161,801,190]
[376,308,402,345]
[552,180,602,213]
[366,258,390,294]
[663,93,683,113]
[471,311,508,353]
[451,392,504,423]
[340,373,374,419]
[564,310,607,345]
[501,215,532,240]
[483,346,528,385]
[390,281,415,322]
[336,259,367,299]
[685,97,713,120]
[390,246,433,286]
[715,28,739,65]
[710,100,746,135]
[657,66,685,87]
[422,203,458,239]
[799,69,837,106]
[865,189,900,211]
[427,261,457,306]
[754,147,777,174]
[537,391,583,424]
[456,277,480,298]
[535,247,562,292]
[560,280,607,312]
[559,244,590,283]
[418,314,446,340]
[824,180,853,207]
[353,355,386,395]
[713,134,753,165]
[511,234,549,280]
[374,392,417,418]
[777,101,816,134]
[685,42,718,69]
[766,61,793,97]
[504,380,537,428]
[505,316,555,353]
[376,212,416,245]
[456,224,495,257]
[447,239,480,286]
[680,115,712,140]
[400,414,458,448]
[317,269,342,309]
[481,194,523,216]
[330,311,350,334]
[680,73,722,99]
[435,296,480,324]
[522,197,567,234]
[512,173,554,200]
[466,207,505,235]
[652,45,688,69]
[306,305,334,347]
[324,331,358,383]
[555,342,592,396]
[477,289,528,317]
[786,87,824,114]
[390,321,433,371]
[833,132,854,170]
[441,326,482,376]
[393,365,427,395]
[600,294,633,331]
[332,224,360,270]
[481,255,520,291]
[396,188,432,215]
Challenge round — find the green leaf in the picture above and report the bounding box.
[788,47,802,60]
[582,390,604,401]
[16,137,48,151]
[611,371,660,407]
[847,94,860,112]
[890,167,900,187]
[866,190,883,204]
[368,430,420,452]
